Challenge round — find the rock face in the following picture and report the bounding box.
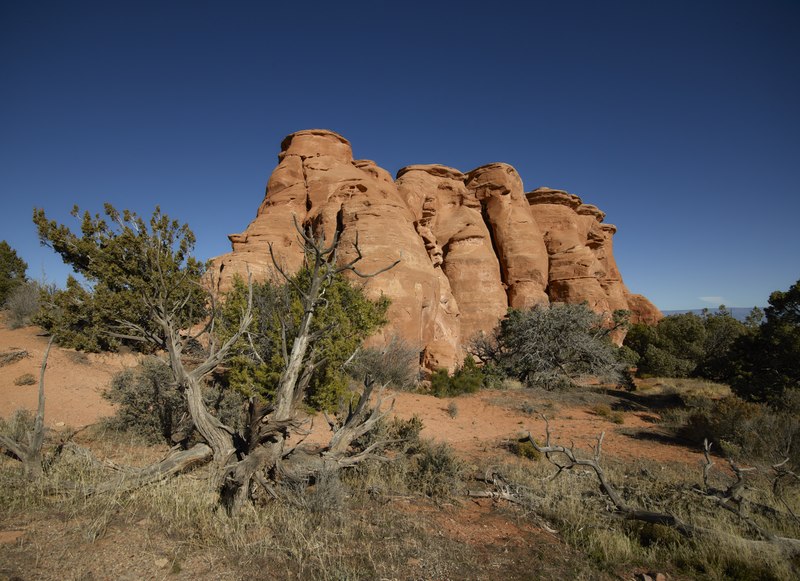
[211,130,661,370]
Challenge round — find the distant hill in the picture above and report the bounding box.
[662,307,763,323]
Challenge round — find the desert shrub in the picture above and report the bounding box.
[430,355,485,397]
[0,409,36,443]
[347,335,419,389]
[104,357,245,444]
[104,358,183,443]
[282,467,347,517]
[479,303,625,389]
[409,440,463,498]
[4,280,43,329]
[509,439,541,461]
[446,402,458,418]
[625,309,749,381]
[355,414,424,456]
[13,373,36,386]
[219,272,389,410]
[676,396,800,464]
[590,403,624,424]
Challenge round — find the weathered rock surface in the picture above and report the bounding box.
[526,188,611,313]
[211,130,662,370]
[465,164,549,309]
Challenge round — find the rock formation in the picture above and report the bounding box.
[211,129,662,371]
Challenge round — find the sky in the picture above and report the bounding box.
[1,0,798,311]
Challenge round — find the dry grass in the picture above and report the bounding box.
[493,452,800,580]
[639,377,732,400]
[2,376,799,580]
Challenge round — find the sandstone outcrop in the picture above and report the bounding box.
[465,164,550,309]
[212,130,662,371]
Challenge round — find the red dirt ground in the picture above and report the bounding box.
[0,320,702,468]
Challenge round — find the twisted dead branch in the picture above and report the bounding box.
[471,414,800,557]
[0,337,54,478]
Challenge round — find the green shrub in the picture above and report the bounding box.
[625,309,748,381]
[728,279,800,402]
[430,355,485,398]
[638,344,695,378]
[677,396,800,464]
[0,240,27,306]
[219,272,389,410]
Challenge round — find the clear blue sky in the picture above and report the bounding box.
[2,1,798,310]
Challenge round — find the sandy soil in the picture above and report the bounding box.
[0,319,702,469]
[0,322,138,429]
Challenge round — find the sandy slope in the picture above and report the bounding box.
[0,320,136,428]
[0,318,702,468]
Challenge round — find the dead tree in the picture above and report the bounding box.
[0,337,53,478]
[517,415,800,557]
[219,216,399,513]
[27,204,398,513]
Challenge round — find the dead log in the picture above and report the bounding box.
[84,443,213,495]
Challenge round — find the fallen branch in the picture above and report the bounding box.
[512,415,800,557]
[84,443,213,495]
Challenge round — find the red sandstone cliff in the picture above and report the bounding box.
[211,129,662,370]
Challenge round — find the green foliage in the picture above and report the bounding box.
[33,276,108,351]
[0,240,28,306]
[481,303,624,389]
[430,355,485,397]
[677,395,799,464]
[616,344,640,368]
[32,205,207,352]
[625,309,747,380]
[509,439,541,460]
[220,272,389,410]
[104,357,245,444]
[638,343,696,378]
[729,279,800,402]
